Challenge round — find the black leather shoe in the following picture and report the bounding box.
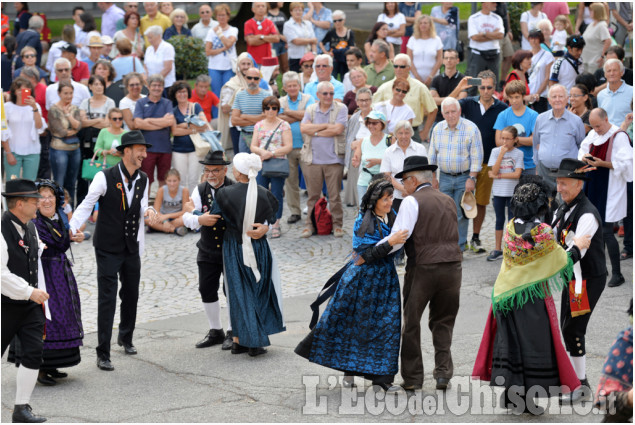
[44,369,67,379]
[12,404,46,423]
[436,378,451,390]
[36,372,56,386]
[231,342,249,354]
[248,347,267,357]
[96,358,115,371]
[117,337,137,355]
[287,214,301,224]
[221,331,233,351]
[195,329,225,348]
[608,273,626,287]
[560,378,592,404]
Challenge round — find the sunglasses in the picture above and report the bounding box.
[366,120,382,126]
[333,19,343,23]
[315,64,329,69]
[394,88,408,94]
[264,106,279,111]
[394,64,408,69]
[479,86,494,90]
[22,54,36,58]
[320,92,335,96]
[246,76,260,81]
[111,117,123,121]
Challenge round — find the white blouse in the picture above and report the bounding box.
[2,102,46,155]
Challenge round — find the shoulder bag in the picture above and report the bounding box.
[261,121,289,178]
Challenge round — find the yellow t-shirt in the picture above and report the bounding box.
[140,12,172,47]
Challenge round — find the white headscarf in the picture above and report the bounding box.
[233,153,263,281]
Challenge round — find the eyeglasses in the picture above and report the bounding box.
[320,92,334,96]
[203,168,224,175]
[479,86,494,90]
[570,94,585,98]
[56,68,70,72]
[333,19,343,23]
[400,175,415,184]
[246,76,260,81]
[315,64,329,69]
[264,106,279,111]
[302,64,313,69]
[128,83,141,87]
[394,64,408,69]
[111,117,124,121]
[357,98,371,103]
[22,54,36,58]
[394,88,408,94]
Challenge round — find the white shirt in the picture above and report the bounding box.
[2,103,46,155]
[144,40,176,87]
[407,36,443,81]
[204,25,239,70]
[520,10,548,50]
[373,101,416,134]
[381,183,433,252]
[45,81,91,110]
[342,72,353,93]
[182,183,224,230]
[553,205,599,260]
[1,221,44,301]
[47,40,67,82]
[577,125,633,223]
[191,19,218,41]
[528,49,555,97]
[119,95,146,131]
[283,18,316,60]
[70,165,149,255]
[377,12,406,45]
[101,4,125,38]
[379,141,428,199]
[467,11,504,51]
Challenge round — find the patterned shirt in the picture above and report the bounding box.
[428,117,483,174]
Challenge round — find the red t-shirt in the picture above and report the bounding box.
[71,60,90,83]
[34,82,48,121]
[190,90,219,122]
[244,18,277,65]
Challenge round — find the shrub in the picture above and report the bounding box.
[166,35,207,80]
[508,2,530,42]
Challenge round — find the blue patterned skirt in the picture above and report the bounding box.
[296,256,401,378]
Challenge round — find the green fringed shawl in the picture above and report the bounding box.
[492,221,574,315]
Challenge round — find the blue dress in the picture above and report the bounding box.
[296,212,401,381]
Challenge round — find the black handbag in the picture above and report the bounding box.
[261,121,289,178]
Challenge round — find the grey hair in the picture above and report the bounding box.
[372,39,390,57]
[147,73,165,86]
[441,97,460,113]
[195,74,212,85]
[548,84,568,98]
[603,58,625,74]
[282,71,300,86]
[393,120,414,137]
[332,10,346,19]
[54,57,71,69]
[144,25,164,37]
[317,81,334,93]
[410,170,434,183]
[536,18,553,34]
[314,54,333,68]
[393,53,411,67]
[20,66,40,81]
[355,87,372,101]
[28,15,44,30]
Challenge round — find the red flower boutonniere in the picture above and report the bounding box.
[116,183,126,211]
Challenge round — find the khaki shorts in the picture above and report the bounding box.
[499,35,514,58]
[475,164,493,206]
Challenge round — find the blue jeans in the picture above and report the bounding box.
[492,196,511,231]
[257,172,285,220]
[208,68,234,99]
[357,184,368,206]
[439,172,469,250]
[49,147,81,206]
[4,153,40,181]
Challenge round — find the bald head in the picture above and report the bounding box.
[589,108,611,136]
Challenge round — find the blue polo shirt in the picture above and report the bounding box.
[533,109,585,169]
[279,95,315,149]
[597,80,633,127]
[133,97,174,153]
[459,96,508,162]
[303,76,345,103]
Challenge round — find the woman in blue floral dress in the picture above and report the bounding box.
[295,178,408,390]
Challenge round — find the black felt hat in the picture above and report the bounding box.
[199,150,231,166]
[551,158,591,181]
[2,179,42,198]
[394,155,437,179]
[116,130,152,152]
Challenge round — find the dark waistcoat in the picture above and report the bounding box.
[2,211,39,304]
[197,178,234,261]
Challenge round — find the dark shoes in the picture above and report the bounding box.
[96,357,114,371]
[620,250,632,261]
[12,404,46,423]
[608,273,626,287]
[195,329,225,348]
[287,214,301,224]
[560,378,592,405]
[36,371,56,386]
[248,347,267,357]
[231,342,249,354]
[436,377,451,390]
[117,337,137,355]
[221,331,233,350]
[45,369,67,379]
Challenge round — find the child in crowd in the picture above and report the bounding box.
[149,168,189,236]
[486,126,524,261]
[551,15,572,57]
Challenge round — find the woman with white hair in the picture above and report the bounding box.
[344,87,374,207]
[143,25,176,88]
[319,10,355,81]
[207,152,285,356]
[163,8,192,40]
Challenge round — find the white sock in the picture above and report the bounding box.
[571,355,586,380]
[203,302,222,330]
[15,366,38,405]
[226,302,232,332]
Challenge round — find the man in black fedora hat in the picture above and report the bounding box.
[384,156,463,392]
[69,130,159,371]
[182,151,235,350]
[1,179,52,422]
[551,158,606,404]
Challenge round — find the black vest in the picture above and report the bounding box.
[556,194,607,279]
[196,178,234,261]
[93,164,148,254]
[1,211,39,304]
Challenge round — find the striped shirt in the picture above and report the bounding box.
[428,117,483,174]
[231,89,272,133]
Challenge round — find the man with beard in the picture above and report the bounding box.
[231,67,271,153]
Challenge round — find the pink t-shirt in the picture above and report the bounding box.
[244,18,277,65]
[253,119,291,156]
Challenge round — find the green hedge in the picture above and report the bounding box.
[166,35,207,80]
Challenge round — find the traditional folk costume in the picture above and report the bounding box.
[295,179,401,388]
[210,153,285,353]
[182,151,234,349]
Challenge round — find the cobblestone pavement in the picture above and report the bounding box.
[72,189,498,334]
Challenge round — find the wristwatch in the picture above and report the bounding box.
[260,35,264,40]
[468,176,477,182]
[314,131,319,137]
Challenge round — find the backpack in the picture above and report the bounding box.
[311,197,333,235]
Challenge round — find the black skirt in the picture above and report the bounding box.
[8,340,81,370]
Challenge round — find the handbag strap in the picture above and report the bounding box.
[263,120,283,151]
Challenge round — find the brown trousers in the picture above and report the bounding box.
[284,148,303,216]
[400,261,462,386]
[300,162,344,230]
